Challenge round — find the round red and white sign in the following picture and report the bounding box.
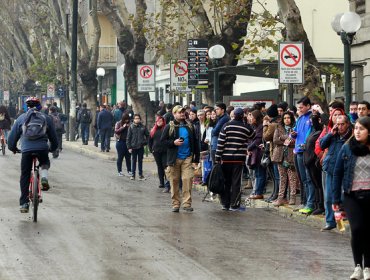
[139,65,153,79]
[174,60,188,76]
[280,44,302,67]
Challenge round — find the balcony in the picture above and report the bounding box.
[98,46,117,68]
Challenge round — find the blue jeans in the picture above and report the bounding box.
[80,123,90,143]
[99,128,111,151]
[324,172,336,227]
[131,147,144,177]
[116,140,131,173]
[296,153,315,209]
[254,165,267,195]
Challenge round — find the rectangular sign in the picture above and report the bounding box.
[3,90,9,101]
[229,100,273,109]
[47,84,55,97]
[187,39,208,89]
[278,42,304,84]
[137,64,155,92]
[170,60,191,92]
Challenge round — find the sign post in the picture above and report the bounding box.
[279,42,304,106]
[137,64,155,92]
[47,84,55,98]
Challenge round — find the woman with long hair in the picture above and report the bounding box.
[332,116,370,280]
[115,113,131,176]
[149,115,169,191]
[272,111,298,206]
[247,110,266,199]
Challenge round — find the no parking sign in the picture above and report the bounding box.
[279,42,304,84]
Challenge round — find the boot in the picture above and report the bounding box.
[288,196,296,205]
[273,198,288,207]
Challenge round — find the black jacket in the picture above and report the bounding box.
[149,129,166,153]
[160,119,200,166]
[127,123,149,150]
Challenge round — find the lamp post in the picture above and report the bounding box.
[120,63,128,104]
[96,67,105,105]
[331,12,362,112]
[209,44,225,105]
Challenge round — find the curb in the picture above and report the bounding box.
[62,140,154,162]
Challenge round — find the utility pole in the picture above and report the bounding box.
[65,7,70,141]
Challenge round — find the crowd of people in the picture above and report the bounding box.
[2,95,370,279]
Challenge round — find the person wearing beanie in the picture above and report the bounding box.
[277,102,289,116]
[215,107,255,211]
[262,104,281,203]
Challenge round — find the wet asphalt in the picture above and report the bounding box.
[0,148,353,280]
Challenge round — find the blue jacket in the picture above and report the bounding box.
[97,109,113,130]
[292,111,312,153]
[332,143,357,204]
[7,111,58,153]
[319,128,352,174]
[211,113,230,150]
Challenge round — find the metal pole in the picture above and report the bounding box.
[124,79,128,103]
[341,31,351,113]
[98,76,103,105]
[288,83,294,108]
[213,69,219,105]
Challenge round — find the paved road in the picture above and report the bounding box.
[0,149,353,279]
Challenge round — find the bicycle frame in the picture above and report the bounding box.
[29,155,42,222]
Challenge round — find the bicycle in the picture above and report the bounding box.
[0,129,6,155]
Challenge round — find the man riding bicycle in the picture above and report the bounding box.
[8,97,58,213]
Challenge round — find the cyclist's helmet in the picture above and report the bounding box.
[26,96,41,108]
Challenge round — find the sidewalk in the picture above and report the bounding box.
[62,138,349,236]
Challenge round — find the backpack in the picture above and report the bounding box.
[207,163,225,194]
[22,109,47,140]
[50,113,63,132]
[80,109,91,123]
[168,120,193,138]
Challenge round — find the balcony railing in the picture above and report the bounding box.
[98,46,117,64]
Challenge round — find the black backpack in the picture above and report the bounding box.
[80,109,91,123]
[207,163,225,194]
[50,113,63,132]
[22,109,47,140]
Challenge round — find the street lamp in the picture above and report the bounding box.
[96,67,105,105]
[209,44,225,104]
[331,12,362,112]
[120,63,128,104]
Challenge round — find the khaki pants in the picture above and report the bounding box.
[166,156,194,208]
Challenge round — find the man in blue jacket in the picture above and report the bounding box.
[97,104,114,152]
[319,115,352,230]
[211,103,230,162]
[8,97,58,213]
[291,96,315,214]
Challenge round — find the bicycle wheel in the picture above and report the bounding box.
[32,170,39,223]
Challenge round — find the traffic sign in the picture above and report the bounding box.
[3,90,9,101]
[137,64,155,92]
[47,84,55,97]
[279,42,304,84]
[187,39,208,89]
[170,60,191,92]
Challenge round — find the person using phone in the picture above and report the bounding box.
[160,105,200,212]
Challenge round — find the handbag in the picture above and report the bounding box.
[260,142,271,168]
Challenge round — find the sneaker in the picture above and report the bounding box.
[125,171,133,177]
[118,172,123,177]
[183,206,193,212]
[299,207,313,214]
[293,204,305,212]
[138,175,146,181]
[350,265,363,280]
[41,177,50,191]
[172,207,180,213]
[130,176,135,180]
[20,202,29,213]
[158,185,164,188]
[221,206,229,211]
[229,207,239,212]
[162,188,170,193]
[364,267,370,280]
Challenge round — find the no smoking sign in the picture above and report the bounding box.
[279,42,304,84]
